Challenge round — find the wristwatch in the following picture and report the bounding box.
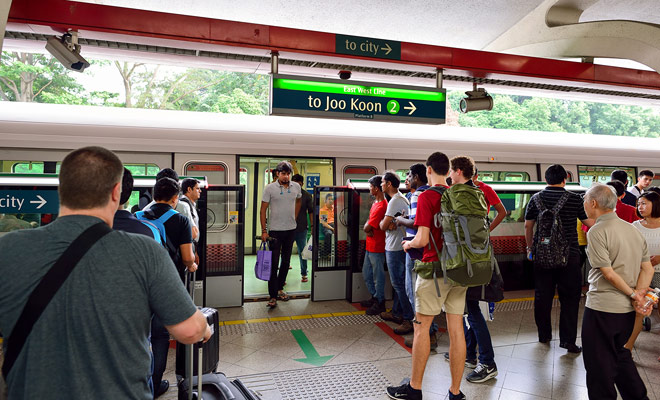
[629,290,637,299]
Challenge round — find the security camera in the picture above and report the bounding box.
[338,70,351,80]
[45,32,90,73]
[459,88,493,113]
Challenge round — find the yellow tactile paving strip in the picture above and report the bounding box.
[220,310,366,326]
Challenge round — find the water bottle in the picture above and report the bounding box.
[641,288,660,313]
[488,302,495,321]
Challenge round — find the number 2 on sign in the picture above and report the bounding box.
[387,100,400,115]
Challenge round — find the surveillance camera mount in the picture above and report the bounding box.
[459,83,493,113]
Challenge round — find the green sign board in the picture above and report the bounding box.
[336,34,401,60]
[270,74,446,124]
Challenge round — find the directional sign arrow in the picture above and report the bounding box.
[382,43,392,56]
[29,195,47,209]
[403,101,417,115]
[291,329,334,367]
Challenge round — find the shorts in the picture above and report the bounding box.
[414,274,467,316]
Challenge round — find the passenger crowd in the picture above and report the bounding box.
[0,146,658,400]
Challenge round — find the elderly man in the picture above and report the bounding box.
[0,147,211,399]
[582,183,654,400]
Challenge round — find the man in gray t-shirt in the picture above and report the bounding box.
[260,161,302,307]
[0,147,211,400]
[379,171,414,335]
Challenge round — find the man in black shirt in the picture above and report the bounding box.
[525,164,593,354]
[292,174,313,282]
[114,168,156,239]
[611,169,638,207]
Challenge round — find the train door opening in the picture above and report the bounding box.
[238,156,334,299]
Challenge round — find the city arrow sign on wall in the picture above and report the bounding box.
[270,74,446,124]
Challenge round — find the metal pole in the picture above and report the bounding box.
[271,51,279,75]
[436,68,443,89]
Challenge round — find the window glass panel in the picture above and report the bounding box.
[578,165,635,188]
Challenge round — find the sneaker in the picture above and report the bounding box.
[448,390,466,400]
[380,311,404,324]
[366,301,386,316]
[404,332,438,350]
[301,275,308,283]
[444,352,477,369]
[360,297,377,307]
[394,320,414,335]
[466,362,498,383]
[386,382,422,400]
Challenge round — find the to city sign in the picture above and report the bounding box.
[270,74,446,124]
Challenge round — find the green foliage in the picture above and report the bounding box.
[448,90,660,137]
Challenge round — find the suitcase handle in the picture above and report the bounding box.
[188,340,204,400]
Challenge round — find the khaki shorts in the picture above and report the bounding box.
[415,274,467,316]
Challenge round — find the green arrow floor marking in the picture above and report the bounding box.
[291,329,334,367]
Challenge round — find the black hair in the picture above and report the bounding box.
[544,164,567,185]
[368,175,383,191]
[276,161,293,174]
[610,170,629,185]
[646,186,660,196]
[409,163,428,185]
[637,191,660,219]
[181,178,199,195]
[156,168,178,182]
[639,169,655,178]
[382,171,400,189]
[153,177,180,201]
[120,167,134,205]
[292,174,304,183]
[426,152,450,176]
[606,180,625,197]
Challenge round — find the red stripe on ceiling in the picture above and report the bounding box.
[8,0,660,91]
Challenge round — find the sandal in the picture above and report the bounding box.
[267,298,277,308]
[277,291,290,301]
[301,276,308,283]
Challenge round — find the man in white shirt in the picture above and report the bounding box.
[628,169,654,198]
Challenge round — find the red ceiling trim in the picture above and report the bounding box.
[8,0,660,90]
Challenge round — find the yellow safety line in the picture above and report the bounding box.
[218,296,544,326]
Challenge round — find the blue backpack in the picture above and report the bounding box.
[135,208,179,258]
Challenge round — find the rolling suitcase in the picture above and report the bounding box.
[176,272,220,378]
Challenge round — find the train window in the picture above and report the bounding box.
[343,166,377,183]
[185,162,227,184]
[124,163,159,176]
[10,162,60,174]
[578,165,635,188]
[395,169,408,182]
[239,167,249,209]
[478,171,530,182]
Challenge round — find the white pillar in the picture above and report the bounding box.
[0,0,12,53]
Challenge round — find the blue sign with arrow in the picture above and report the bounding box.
[0,190,59,214]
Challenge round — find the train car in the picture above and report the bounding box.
[1,102,659,304]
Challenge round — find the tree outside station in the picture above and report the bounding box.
[1,51,659,137]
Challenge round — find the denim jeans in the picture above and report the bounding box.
[150,314,170,389]
[406,253,438,334]
[362,251,385,302]
[386,250,414,321]
[294,230,308,276]
[268,229,296,299]
[464,299,495,366]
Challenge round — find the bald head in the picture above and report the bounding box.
[585,184,617,211]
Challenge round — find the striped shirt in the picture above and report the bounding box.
[525,186,588,249]
[406,185,429,237]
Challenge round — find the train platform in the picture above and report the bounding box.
[152,291,660,400]
[1,292,659,399]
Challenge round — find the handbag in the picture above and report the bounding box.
[301,235,313,260]
[255,242,272,281]
[466,258,504,303]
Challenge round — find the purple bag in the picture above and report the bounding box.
[255,242,272,281]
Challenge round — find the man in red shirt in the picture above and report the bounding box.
[387,152,467,400]
[360,175,388,315]
[606,180,640,223]
[472,168,507,231]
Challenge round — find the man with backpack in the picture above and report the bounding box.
[387,152,467,400]
[525,164,593,353]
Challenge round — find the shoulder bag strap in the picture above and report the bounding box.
[2,222,112,380]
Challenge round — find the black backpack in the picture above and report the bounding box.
[531,191,571,269]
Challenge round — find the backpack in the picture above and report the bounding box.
[135,208,179,261]
[531,191,571,268]
[429,184,494,287]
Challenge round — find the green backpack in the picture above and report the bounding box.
[429,184,494,287]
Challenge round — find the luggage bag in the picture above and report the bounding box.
[176,272,220,377]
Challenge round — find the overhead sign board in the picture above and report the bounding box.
[0,190,59,214]
[270,74,446,124]
[336,34,401,61]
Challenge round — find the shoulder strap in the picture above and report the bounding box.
[139,219,162,244]
[532,193,547,212]
[427,186,447,196]
[551,191,571,214]
[2,222,112,380]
